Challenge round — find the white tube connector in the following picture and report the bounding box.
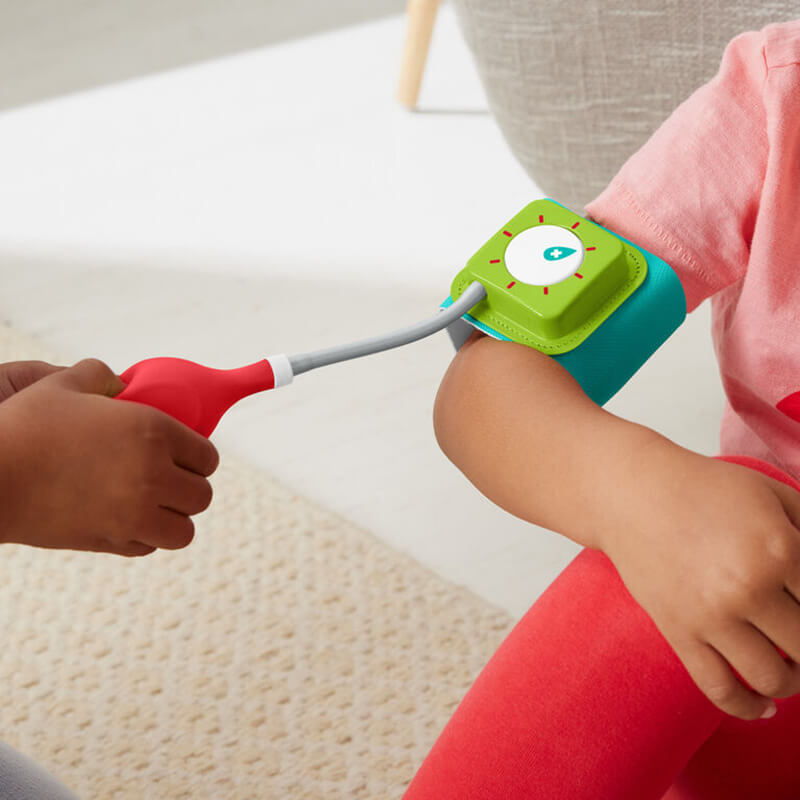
[266,354,294,388]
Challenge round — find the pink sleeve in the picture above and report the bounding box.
[584,30,768,313]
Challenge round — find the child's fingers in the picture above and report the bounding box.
[0,360,65,398]
[137,508,196,551]
[111,541,158,558]
[164,419,220,477]
[159,469,214,517]
[747,589,800,674]
[712,622,800,700]
[54,358,125,397]
[678,637,775,720]
[69,536,156,558]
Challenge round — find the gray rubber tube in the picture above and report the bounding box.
[288,281,486,376]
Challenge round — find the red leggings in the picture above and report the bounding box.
[404,456,800,799]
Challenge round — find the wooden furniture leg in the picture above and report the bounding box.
[396,0,441,108]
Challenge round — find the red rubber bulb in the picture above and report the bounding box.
[116,357,278,437]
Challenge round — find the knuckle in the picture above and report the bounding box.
[718,564,767,607]
[75,357,111,378]
[127,402,167,435]
[739,576,768,606]
[76,357,103,371]
[138,410,168,442]
[703,558,750,598]
[764,528,797,566]
[138,465,166,496]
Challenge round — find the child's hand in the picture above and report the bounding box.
[600,439,800,721]
[0,358,219,557]
[0,360,65,402]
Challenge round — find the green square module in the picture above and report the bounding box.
[450,199,648,354]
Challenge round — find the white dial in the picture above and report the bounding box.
[504,225,585,286]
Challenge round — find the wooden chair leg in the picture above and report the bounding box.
[396,0,441,108]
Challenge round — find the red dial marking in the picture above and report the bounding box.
[503,230,512,237]
[506,281,516,289]
[543,286,549,295]
[586,246,596,251]
[490,259,500,264]
[574,273,583,279]
[571,221,580,229]
[538,214,544,223]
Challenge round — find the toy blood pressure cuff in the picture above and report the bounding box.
[443,198,687,406]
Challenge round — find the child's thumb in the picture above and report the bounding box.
[56,358,125,397]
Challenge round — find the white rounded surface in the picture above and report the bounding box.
[267,353,294,387]
[504,225,584,286]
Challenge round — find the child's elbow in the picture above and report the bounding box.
[433,332,488,463]
[432,377,457,461]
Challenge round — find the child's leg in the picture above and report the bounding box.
[404,547,722,799]
[404,455,800,800]
[664,691,800,799]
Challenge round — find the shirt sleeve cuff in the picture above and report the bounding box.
[585,177,715,314]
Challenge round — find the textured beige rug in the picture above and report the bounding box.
[0,323,513,799]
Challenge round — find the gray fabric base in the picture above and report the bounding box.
[0,742,78,800]
[452,0,800,211]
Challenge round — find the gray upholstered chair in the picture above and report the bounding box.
[451,1,800,211]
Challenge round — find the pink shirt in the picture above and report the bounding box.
[585,20,800,480]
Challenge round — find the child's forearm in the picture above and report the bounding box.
[433,333,674,550]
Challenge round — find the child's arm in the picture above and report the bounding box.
[433,332,661,549]
[435,332,800,721]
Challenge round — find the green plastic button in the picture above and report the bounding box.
[449,199,648,354]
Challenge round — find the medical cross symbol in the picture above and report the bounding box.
[542,245,577,262]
